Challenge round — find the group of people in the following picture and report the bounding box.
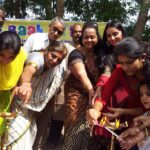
[63,20,150,150]
[0,5,150,150]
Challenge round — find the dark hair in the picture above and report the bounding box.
[139,80,150,94]
[0,31,21,55]
[114,37,150,80]
[80,21,102,54]
[114,37,143,59]
[103,20,127,53]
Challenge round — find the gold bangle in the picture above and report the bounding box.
[26,62,38,69]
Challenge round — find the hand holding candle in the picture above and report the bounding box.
[96,123,119,138]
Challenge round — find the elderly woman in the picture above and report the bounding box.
[3,41,67,150]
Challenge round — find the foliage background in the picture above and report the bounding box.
[1,0,150,42]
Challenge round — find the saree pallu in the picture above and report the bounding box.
[0,47,27,90]
[64,75,89,134]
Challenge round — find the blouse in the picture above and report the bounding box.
[96,65,141,109]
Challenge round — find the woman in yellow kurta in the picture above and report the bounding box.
[0,31,27,135]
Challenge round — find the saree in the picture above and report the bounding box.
[63,50,101,150]
[64,50,100,133]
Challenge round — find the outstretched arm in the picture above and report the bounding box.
[87,67,122,125]
[70,62,94,97]
[13,63,37,104]
[91,65,111,104]
[118,115,150,150]
[118,127,146,150]
[103,107,143,120]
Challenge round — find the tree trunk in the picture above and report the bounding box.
[56,0,64,18]
[44,0,52,20]
[134,0,150,40]
[14,0,22,18]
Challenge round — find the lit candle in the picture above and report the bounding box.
[96,123,119,138]
[104,126,119,138]
[99,116,107,126]
[115,119,120,129]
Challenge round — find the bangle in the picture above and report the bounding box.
[144,128,149,138]
[26,62,38,69]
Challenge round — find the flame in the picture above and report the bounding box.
[99,117,128,130]
[99,116,107,126]
[115,119,120,128]
[125,121,128,127]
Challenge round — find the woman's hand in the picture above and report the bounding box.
[90,86,102,106]
[119,127,140,139]
[13,82,32,104]
[86,108,101,125]
[118,127,145,150]
[133,115,150,130]
[103,107,125,120]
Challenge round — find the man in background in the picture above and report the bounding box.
[70,23,82,48]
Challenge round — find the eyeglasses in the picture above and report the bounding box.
[51,27,63,35]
